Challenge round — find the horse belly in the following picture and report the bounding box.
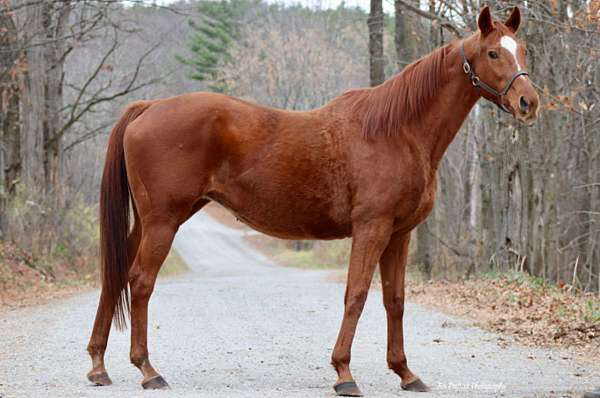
[206,175,352,240]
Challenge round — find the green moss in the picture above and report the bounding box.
[585,298,600,324]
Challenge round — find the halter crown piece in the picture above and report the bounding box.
[460,42,529,113]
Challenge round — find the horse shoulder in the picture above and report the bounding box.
[348,132,437,230]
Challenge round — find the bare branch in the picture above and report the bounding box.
[390,0,463,38]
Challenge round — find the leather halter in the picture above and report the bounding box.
[460,42,529,113]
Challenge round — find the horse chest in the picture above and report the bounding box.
[392,174,437,231]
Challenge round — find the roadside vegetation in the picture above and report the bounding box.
[251,238,351,270]
[0,190,187,310]
[0,195,99,309]
[408,271,600,359]
[0,240,92,308]
[0,239,187,310]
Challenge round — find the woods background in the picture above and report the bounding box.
[0,0,599,292]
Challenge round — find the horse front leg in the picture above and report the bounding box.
[379,231,428,392]
[331,218,393,397]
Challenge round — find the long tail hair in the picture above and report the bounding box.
[99,101,151,330]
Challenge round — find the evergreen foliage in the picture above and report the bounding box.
[179,0,245,92]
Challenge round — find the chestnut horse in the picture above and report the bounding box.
[87,6,539,396]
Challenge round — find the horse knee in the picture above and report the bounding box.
[344,291,368,316]
[130,275,155,300]
[384,295,405,318]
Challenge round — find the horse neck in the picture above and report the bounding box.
[413,42,481,170]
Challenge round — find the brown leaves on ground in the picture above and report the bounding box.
[0,241,94,310]
[407,271,600,360]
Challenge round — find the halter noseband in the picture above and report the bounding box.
[460,42,529,114]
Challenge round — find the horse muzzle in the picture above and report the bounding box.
[505,78,540,124]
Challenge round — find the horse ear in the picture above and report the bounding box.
[478,6,494,37]
[505,6,521,33]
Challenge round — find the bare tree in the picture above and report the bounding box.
[0,3,21,234]
[0,0,166,253]
[368,0,384,86]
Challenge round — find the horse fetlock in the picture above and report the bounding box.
[88,347,107,375]
[130,353,149,368]
[387,355,408,373]
[87,343,106,357]
[331,350,350,368]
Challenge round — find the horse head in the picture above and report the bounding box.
[464,6,540,123]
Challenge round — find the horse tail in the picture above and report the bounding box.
[100,101,152,330]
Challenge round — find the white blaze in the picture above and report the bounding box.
[500,36,522,71]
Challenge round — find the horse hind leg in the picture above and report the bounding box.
[127,212,183,389]
[87,217,142,386]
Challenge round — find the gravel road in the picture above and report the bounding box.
[0,212,598,398]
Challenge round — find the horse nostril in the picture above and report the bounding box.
[519,96,530,113]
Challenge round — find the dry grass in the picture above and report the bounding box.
[248,235,351,270]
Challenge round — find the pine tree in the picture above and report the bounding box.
[179,0,244,92]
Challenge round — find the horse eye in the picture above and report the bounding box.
[488,51,498,59]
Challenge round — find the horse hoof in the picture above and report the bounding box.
[142,375,170,390]
[401,378,429,392]
[87,371,112,386]
[334,381,363,397]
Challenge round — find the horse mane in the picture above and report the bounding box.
[339,43,452,139]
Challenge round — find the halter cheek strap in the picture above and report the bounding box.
[460,42,529,114]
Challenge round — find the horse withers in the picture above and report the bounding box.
[87,6,539,396]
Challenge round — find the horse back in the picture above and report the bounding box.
[123,92,355,239]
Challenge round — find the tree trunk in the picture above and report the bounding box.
[394,0,406,70]
[368,0,384,86]
[20,0,70,195]
[415,222,432,280]
[0,8,21,234]
[428,0,440,51]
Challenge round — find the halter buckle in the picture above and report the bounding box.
[462,62,471,74]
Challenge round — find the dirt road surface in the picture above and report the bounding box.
[0,213,598,397]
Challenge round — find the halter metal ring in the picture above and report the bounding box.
[463,62,471,74]
[471,76,480,87]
